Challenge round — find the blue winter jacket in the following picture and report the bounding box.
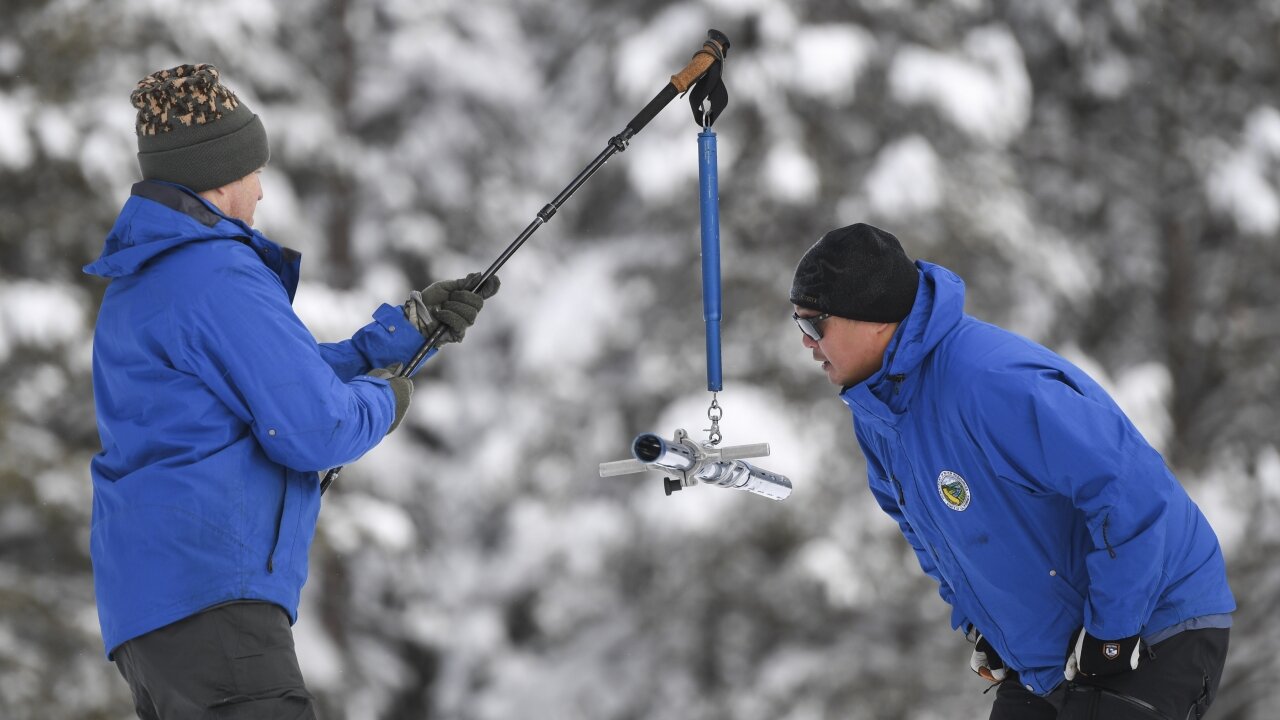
[843,261,1234,695]
[85,181,430,657]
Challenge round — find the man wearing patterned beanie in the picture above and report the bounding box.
[790,223,1234,719]
[85,64,498,718]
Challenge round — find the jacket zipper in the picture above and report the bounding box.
[889,437,1024,673]
[887,374,906,394]
[879,328,907,396]
[1102,514,1118,559]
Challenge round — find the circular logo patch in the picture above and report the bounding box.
[937,471,971,511]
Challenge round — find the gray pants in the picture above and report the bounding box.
[113,601,317,720]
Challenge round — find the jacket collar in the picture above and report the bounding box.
[85,181,301,301]
[130,180,223,227]
[839,261,967,426]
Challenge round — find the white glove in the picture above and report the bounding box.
[968,626,1007,683]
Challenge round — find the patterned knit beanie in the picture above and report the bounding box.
[789,223,920,323]
[131,64,269,192]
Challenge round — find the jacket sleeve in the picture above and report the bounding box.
[857,427,971,632]
[967,364,1171,640]
[317,303,437,381]
[174,258,398,472]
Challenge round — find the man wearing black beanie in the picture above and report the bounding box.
[84,64,500,719]
[789,223,919,388]
[790,223,1234,719]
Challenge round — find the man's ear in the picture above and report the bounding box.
[875,321,900,339]
[197,184,231,214]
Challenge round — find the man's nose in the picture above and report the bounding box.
[801,333,817,349]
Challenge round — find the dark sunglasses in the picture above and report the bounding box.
[792,311,832,341]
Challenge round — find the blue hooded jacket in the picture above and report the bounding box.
[84,181,430,657]
[843,261,1234,695]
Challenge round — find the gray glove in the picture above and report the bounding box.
[403,272,501,344]
[367,365,413,433]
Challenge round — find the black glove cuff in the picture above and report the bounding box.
[1080,632,1141,676]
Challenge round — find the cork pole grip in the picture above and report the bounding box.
[670,38,728,93]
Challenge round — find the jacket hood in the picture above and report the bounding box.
[85,181,255,279]
[843,260,966,415]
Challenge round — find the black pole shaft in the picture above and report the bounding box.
[320,108,660,494]
[401,134,630,379]
[395,138,629,378]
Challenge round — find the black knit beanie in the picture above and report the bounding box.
[789,223,920,323]
[131,64,269,192]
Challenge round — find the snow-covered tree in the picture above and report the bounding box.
[1,0,1276,717]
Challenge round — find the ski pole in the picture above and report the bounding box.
[321,29,732,494]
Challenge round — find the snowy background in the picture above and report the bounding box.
[2,0,1279,718]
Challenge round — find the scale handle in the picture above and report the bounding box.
[598,459,649,477]
[715,442,770,461]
